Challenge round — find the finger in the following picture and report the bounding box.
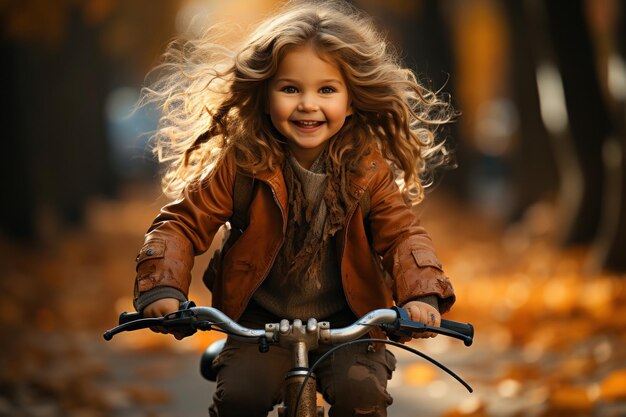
[417,307,439,326]
[428,311,441,326]
[149,325,168,334]
[407,305,423,322]
[414,331,437,339]
[156,307,172,317]
[414,310,438,338]
[409,305,431,324]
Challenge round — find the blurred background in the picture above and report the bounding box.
[1,0,625,416]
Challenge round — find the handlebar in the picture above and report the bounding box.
[103,303,473,346]
[104,303,475,394]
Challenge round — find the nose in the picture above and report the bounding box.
[297,93,319,112]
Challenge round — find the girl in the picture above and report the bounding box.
[133,1,456,416]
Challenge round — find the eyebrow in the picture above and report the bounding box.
[274,77,345,85]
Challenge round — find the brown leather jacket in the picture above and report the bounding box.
[134,149,455,322]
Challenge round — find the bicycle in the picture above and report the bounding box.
[104,302,474,417]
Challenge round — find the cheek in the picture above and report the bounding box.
[268,99,291,122]
[328,101,352,120]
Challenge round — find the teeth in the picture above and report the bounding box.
[296,121,321,127]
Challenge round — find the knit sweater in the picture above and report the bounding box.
[252,154,349,320]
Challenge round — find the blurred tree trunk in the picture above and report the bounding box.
[506,0,587,243]
[41,10,116,227]
[543,0,611,246]
[504,0,626,272]
[501,0,558,219]
[0,9,116,241]
[0,43,38,239]
[589,2,626,272]
[524,0,625,272]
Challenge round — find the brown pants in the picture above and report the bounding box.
[208,305,397,417]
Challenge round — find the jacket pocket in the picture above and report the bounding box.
[411,249,443,271]
[136,238,166,267]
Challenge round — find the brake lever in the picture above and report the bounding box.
[103,301,198,341]
[103,317,165,340]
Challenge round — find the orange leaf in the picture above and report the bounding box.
[599,368,626,401]
[403,363,438,386]
[549,384,593,411]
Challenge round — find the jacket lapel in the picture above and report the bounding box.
[255,168,289,228]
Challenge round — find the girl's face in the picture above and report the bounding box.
[268,44,352,169]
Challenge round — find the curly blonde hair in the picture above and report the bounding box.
[141,0,454,202]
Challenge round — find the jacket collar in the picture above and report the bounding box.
[254,149,381,220]
[256,167,288,218]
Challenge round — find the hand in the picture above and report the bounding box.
[143,298,186,340]
[144,298,180,317]
[402,301,441,340]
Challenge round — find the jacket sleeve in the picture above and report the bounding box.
[366,158,455,313]
[133,155,236,309]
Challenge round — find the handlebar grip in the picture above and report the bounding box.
[441,319,474,341]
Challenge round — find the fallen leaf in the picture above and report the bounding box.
[599,368,626,401]
[403,363,438,386]
[442,396,489,417]
[548,384,593,411]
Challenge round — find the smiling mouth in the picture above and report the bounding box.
[291,120,325,128]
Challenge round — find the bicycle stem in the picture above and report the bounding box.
[265,319,330,368]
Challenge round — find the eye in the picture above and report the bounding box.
[281,86,298,94]
[320,86,336,94]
